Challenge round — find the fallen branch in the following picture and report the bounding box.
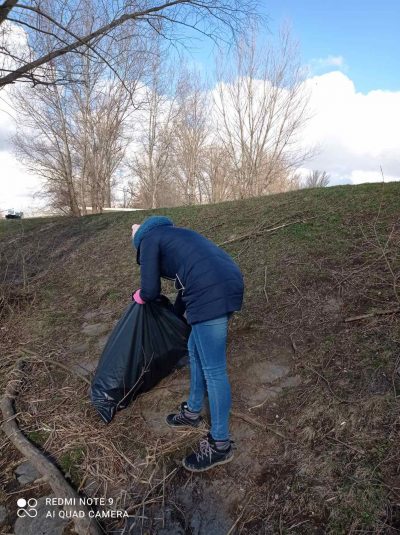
[344,308,400,323]
[1,357,102,535]
[218,217,317,247]
[231,410,286,439]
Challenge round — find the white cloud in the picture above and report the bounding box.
[0,23,45,217]
[0,151,44,216]
[350,169,397,185]
[0,86,17,151]
[0,20,30,75]
[0,82,44,216]
[301,71,400,185]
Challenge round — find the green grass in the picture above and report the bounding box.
[26,430,50,447]
[59,447,86,487]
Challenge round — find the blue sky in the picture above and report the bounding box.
[181,0,400,94]
[265,0,400,93]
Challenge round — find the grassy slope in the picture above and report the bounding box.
[1,182,400,533]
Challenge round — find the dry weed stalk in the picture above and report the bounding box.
[145,427,204,465]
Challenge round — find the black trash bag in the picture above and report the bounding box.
[90,296,190,423]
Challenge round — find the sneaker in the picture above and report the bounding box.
[182,433,234,472]
[166,402,205,429]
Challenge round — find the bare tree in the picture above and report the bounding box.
[303,169,330,188]
[213,26,312,199]
[129,26,311,209]
[0,0,257,88]
[12,1,142,215]
[69,33,139,213]
[13,76,81,214]
[170,68,210,205]
[129,51,178,209]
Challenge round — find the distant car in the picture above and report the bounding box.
[5,209,23,219]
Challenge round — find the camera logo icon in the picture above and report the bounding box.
[17,498,38,518]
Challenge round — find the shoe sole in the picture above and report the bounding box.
[165,419,208,430]
[182,453,234,473]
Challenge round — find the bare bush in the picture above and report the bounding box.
[201,144,235,203]
[303,170,330,188]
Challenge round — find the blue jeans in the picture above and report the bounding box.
[187,315,231,441]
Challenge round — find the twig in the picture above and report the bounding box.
[336,252,385,286]
[344,308,400,323]
[288,519,310,531]
[289,334,298,355]
[19,349,92,385]
[231,410,286,439]
[248,394,278,411]
[127,467,178,513]
[370,194,400,304]
[110,441,141,472]
[263,266,269,303]
[226,495,252,535]
[218,217,317,246]
[326,435,365,455]
[198,222,225,234]
[301,363,368,405]
[391,355,400,399]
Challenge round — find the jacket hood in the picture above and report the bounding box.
[133,216,174,250]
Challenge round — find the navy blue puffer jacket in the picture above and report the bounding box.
[133,216,244,325]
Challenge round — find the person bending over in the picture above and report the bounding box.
[131,216,244,473]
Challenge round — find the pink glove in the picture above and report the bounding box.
[132,289,146,305]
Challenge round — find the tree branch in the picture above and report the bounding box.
[0,0,18,25]
[0,0,188,86]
